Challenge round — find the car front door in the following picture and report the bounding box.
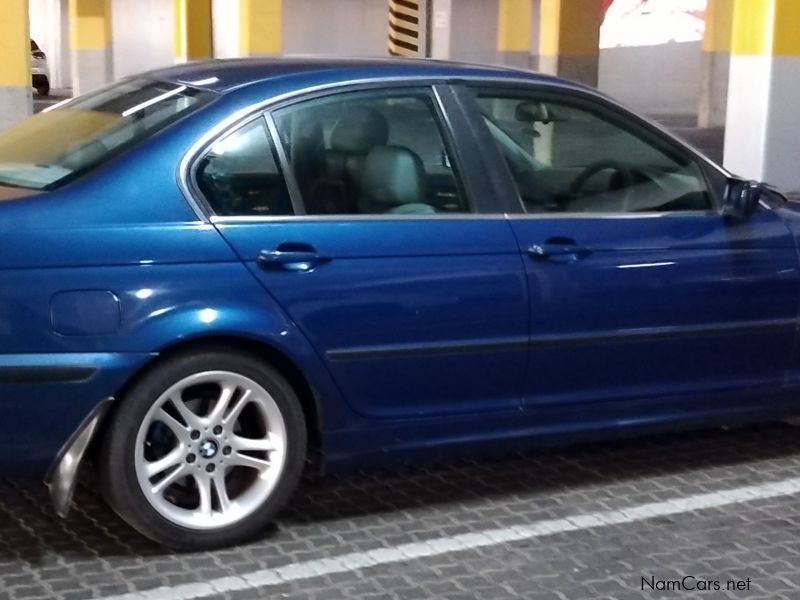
[468,86,800,413]
[198,85,529,420]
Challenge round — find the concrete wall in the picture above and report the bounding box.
[112,0,174,79]
[431,0,501,64]
[598,41,703,116]
[284,0,387,56]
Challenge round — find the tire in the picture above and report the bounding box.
[36,84,50,97]
[100,349,307,550]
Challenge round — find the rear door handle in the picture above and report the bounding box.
[527,241,591,260]
[257,246,331,272]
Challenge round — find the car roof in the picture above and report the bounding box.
[146,56,587,94]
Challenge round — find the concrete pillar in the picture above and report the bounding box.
[536,0,601,86]
[497,0,532,68]
[0,0,32,131]
[69,0,113,95]
[698,0,733,128]
[723,0,800,192]
[174,0,212,63]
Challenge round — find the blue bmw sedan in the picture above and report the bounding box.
[0,58,795,549]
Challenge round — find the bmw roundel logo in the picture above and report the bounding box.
[199,439,219,459]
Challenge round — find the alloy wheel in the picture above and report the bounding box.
[133,371,287,530]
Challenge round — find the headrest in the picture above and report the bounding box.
[330,106,389,154]
[361,146,426,207]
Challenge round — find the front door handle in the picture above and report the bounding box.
[257,245,331,272]
[527,239,591,261]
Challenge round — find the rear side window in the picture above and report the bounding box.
[272,89,469,215]
[196,118,293,217]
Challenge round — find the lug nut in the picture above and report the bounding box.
[186,454,196,463]
[222,446,231,455]
[190,430,200,440]
[213,425,223,435]
[206,464,215,473]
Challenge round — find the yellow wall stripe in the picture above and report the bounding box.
[240,0,281,56]
[0,0,30,87]
[731,0,772,55]
[539,0,601,57]
[69,0,112,51]
[732,0,800,56]
[772,0,800,56]
[703,0,734,53]
[174,0,212,61]
[174,0,186,59]
[498,0,532,53]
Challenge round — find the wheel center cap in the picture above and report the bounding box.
[199,439,219,459]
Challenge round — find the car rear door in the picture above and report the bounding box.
[465,85,800,412]
[200,84,529,420]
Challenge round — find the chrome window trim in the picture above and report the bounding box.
[208,209,714,225]
[209,213,510,224]
[506,209,719,220]
[177,74,731,222]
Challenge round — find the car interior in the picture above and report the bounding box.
[275,94,469,216]
[477,96,713,214]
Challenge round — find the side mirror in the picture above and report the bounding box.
[722,179,763,221]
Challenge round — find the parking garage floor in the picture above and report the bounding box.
[4,423,800,599]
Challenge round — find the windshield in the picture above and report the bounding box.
[0,79,214,190]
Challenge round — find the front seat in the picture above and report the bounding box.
[358,146,435,215]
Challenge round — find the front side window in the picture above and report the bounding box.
[196,118,292,217]
[0,79,213,190]
[272,89,469,215]
[475,92,712,214]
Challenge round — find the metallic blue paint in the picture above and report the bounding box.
[1,58,800,481]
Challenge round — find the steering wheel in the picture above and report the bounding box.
[569,160,636,210]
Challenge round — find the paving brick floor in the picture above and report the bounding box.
[3,423,800,599]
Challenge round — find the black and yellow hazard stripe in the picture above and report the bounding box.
[388,0,421,57]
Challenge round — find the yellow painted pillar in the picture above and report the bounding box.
[69,0,113,95]
[698,0,734,128]
[537,0,602,86]
[239,0,281,56]
[497,0,533,68]
[724,0,800,191]
[174,0,212,63]
[0,0,32,131]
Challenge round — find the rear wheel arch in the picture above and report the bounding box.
[99,346,307,548]
[96,335,324,466]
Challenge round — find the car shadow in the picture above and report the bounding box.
[1,422,799,565]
